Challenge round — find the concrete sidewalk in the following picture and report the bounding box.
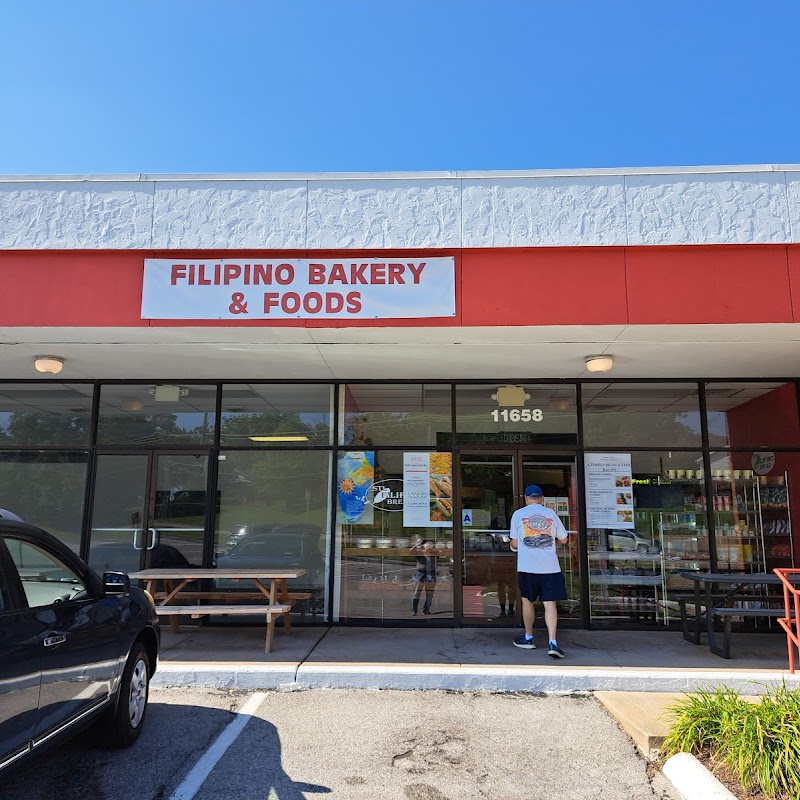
[153,624,799,693]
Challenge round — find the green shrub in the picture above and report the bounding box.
[661,684,800,799]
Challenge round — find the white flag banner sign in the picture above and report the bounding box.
[141,257,456,320]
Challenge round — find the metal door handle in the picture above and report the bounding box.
[44,634,67,647]
[133,528,145,550]
[147,528,159,550]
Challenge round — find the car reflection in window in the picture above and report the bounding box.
[216,523,325,613]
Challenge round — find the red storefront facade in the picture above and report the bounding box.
[1,167,799,628]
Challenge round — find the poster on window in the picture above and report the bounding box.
[337,452,375,524]
[584,453,634,528]
[403,453,453,528]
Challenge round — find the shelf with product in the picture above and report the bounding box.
[587,527,664,623]
[710,471,794,572]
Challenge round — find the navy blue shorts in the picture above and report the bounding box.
[517,572,568,602]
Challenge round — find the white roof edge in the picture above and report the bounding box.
[0,163,798,183]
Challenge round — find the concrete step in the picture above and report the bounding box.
[595,691,678,759]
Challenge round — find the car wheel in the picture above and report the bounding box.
[636,545,648,555]
[106,642,150,748]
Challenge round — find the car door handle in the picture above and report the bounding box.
[44,634,67,647]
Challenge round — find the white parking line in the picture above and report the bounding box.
[168,692,267,800]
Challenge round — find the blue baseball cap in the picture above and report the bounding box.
[524,484,543,498]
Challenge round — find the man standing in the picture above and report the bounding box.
[509,484,568,657]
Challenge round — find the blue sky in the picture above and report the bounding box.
[1,1,798,174]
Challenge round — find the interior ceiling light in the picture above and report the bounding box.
[248,435,310,442]
[490,385,531,407]
[585,354,614,373]
[121,399,144,412]
[33,356,64,374]
[549,398,571,411]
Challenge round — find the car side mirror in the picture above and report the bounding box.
[103,571,130,596]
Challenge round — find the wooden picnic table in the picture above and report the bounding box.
[129,567,308,653]
[679,571,800,658]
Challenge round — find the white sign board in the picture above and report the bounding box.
[584,453,635,529]
[141,258,456,320]
[752,451,775,475]
[402,453,453,528]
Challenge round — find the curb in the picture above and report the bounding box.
[662,753,737,800]
[151,662,800,693]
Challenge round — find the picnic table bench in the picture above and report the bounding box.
[129,567,308,653]
[679,571,800,659]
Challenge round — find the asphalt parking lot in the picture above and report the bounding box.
[1,689,678,800]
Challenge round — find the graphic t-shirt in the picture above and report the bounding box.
[510,503,568,574]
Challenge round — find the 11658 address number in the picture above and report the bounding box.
[491,408,543,423]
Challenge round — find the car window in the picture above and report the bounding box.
[5,538,89,607]
[0,564,11,612]
[237,535,304,557]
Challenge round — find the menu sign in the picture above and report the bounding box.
[403,453,453,528]
[141,258,456,319]
[584,453,634,528]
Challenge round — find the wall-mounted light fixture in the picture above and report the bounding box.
[491,385,531,407]
[33,356,64,374]
[585,354,614,373]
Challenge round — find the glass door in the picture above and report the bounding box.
[87,451,211,574]
[457,450,580,623]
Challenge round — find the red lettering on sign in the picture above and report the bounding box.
[350,263,368,284]
[263,292,280,313]
[170,264,187,285]
[328,263,347,284]
[370,263,386,284]
[253,264,271,285]
[304,292,323,313]
[198,264,212,286]
[282,292,301,313]
[407,262,426,284]
[388,263,405,284]
[326,293,345,313]
[346,291,362,313]
[188,264,196,284]
[223,264,241,285]
[275,264,294,285]
[308,263,326,284]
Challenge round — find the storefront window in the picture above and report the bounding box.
[336,449,454,621]
[708,452,798,574]
[455,384,577,446]
[0,383,93,446]
[582,383,702,448]
[213,450,332,619]
[340,385,452,447]
[97,384,217,446]
[0,451,89,554]
[705,382,800,449]
[220,384,332,446]
[586,451,708,625]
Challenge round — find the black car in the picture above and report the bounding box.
[0,521,160,776]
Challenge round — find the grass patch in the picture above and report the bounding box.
[661,684,800,799]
